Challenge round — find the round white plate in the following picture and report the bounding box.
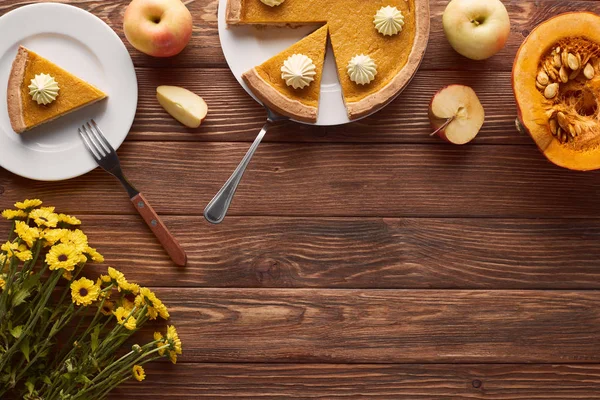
[218,0,351,126]
[0,3,137,181]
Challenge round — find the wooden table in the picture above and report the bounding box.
[3,0,600,398]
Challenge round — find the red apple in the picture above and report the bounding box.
[429,85,485,145]
[123,0,193,57]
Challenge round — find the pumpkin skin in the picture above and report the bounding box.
[513,12,600,171]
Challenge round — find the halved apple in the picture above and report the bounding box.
[429,84,485,145]
[156,85,208,128]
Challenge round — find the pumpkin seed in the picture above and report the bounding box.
[569,125,577,138]
[537,70,550,85]
[557,127,563,140]
[559,66,569,83]
[549,119,558,136]
[544,83,559,99]
[553,53,562,68]
[555,46,561,54]
[557,111,568,130]
[584,63,595,79]
[562,50,570,67]
[569,68,580,80]
[561,131,568,143]
[536,81,546,91]
[568,53,580,70]
[575,123,583,136]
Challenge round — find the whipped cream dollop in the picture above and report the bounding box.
[260,0,285,6]
[281,54,316,89]
[374,6,405,36]
[28,73,59,105]
[347,54,377,85]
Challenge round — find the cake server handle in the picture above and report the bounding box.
[204,120,272,224]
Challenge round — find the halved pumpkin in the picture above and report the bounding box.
[513,12,600,171]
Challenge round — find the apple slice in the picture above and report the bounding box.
[156,85,208,128]
[429,85,485,145]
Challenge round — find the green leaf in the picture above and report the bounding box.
[20,337,30,362]
[11,288,30,307]
[9,325,23,338]
[91,325,100,352]
[25,379,35,394]
[42,375,52,385]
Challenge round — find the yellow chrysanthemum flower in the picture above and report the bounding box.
[29,208,58,228]
[123,316,137,331]
[62,270,73,281]
[15,199,42,210]
[100,274,111,284]
[166,325,182,364]
[113,306,129,324]
[70,278,100,306]
[45,243,81,271]
[132,365,145,382]
[118,280,139,294]
[41,228,67,246]
[0,254,6,268]
[84,246,104,263]
[1,241,32,262]
[60,229,88,253]
[57,213,81,226]
[157,303,170,320]
[154,332,166,356]
[100,300,115,316]
[0,274,6,290]
[2,209,27,220]
[14,221,40,248]
[107,267,125,283]
[122,296,135,311]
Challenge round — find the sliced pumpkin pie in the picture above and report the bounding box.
[228,0,430,120]
[243,25,328,123]
[8,46,107,134]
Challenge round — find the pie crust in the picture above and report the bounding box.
[226,0,430,121]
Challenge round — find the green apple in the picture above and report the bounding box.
[156,86,208,128]
[443,0,510,60]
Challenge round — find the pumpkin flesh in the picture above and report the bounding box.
[513,12,600,171]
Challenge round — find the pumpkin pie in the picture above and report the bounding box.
[7,46,107,134]
[243,25,328,122]
[227,0,429,120]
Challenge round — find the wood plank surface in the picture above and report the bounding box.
[142,289,600,363]
[4,216,600,289]
[2,0,598,71]
[4,0,600,397]
[130,69,522,144]
[111,364,600,399]
[3,143,600,218]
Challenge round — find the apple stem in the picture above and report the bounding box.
[430,116,455,137]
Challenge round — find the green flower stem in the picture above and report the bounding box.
[0,269,61,372]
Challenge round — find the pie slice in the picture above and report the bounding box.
[228,0,430,121]
[242,25,328,123]
[7,46,107,134]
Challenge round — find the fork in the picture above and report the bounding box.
[203,106,288,224]
[78,120,187,266]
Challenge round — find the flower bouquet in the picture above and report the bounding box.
[0,199,182,399]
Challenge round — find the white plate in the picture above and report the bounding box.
[0,3,137,181]
[218,0,350,126]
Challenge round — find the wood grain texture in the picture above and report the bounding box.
[3,142,600,218]
[135,289,600,363]
[110,363,600,399]
[2,0,598,71]
[3,216,600,289]
[129,69,523,144]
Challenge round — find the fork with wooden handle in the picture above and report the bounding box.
[78,119,187,266]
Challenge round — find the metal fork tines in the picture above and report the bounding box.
[78,120,139,198]
[78,119,187,266]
